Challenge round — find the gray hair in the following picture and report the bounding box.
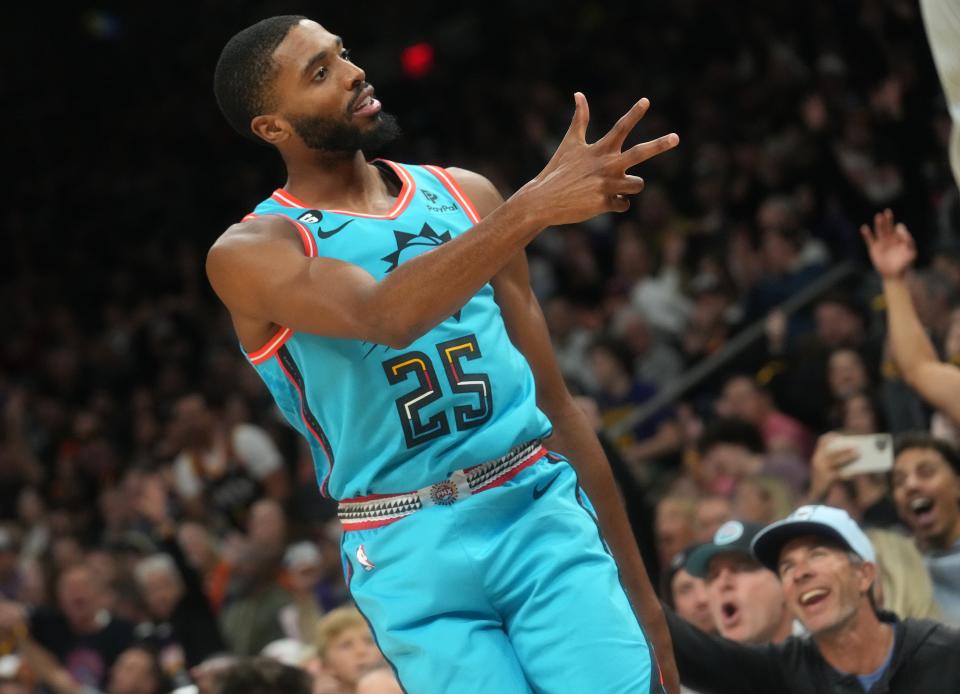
[134,553,183,588]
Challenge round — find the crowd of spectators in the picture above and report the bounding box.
[4,1,960,691]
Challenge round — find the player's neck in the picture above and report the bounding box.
[283,150,395,213]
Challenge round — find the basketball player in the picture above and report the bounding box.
[209,16,680,693]
[920,0,960,190]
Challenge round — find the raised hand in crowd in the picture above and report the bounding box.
[863,209,960,425]
[0,599,27,652]
[862,208,916,280]
[0,599,80,694]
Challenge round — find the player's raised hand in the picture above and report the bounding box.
[520,93,679,226]
[861,208,916,279]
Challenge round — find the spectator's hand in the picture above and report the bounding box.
[861,209,916,279]
[0,600,27,642]
[807,433,860,502]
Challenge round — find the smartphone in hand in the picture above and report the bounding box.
[827,433,894,478]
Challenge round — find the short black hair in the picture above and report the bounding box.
[816,290,868,325]
[217,657,312,694]
[698,417,765,455]
[660,542,705,608]
[214,15,306,142]
[588,335,634,376]
[764,225,805,251]
[894,431,960,477]
[118,645,170,694]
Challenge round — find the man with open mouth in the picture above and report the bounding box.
[684,520,794,646]
[665,505,960,692]
[891,432,960,625]
[861,209,960,626]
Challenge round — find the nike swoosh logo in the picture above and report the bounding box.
[316,219,354,239]
[532,471,563,500]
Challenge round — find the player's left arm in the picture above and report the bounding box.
[447,167,679,694]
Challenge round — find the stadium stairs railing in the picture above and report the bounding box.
[605,261,857,439]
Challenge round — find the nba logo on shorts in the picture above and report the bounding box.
[357,544,376,571]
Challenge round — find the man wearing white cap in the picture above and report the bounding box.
[666,505,960,693]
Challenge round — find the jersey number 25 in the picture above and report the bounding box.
[382,333,493,449]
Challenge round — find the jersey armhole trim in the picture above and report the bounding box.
[422,165,482,224]
[242,212,318,258]
[237,211,316,363]
[247,326,293,365]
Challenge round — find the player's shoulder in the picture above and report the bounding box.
[442,166,501,195]
[209,214,296,254]
[436,166,504,216]
[205,214,305,282]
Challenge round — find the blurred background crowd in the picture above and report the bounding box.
[4,0,960,692]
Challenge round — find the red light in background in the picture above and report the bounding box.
[401,43,435,79]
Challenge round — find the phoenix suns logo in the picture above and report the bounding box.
[361,223,461,359]
[381,223,452,272]
[381,224,461,323]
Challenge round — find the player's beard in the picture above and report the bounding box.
[288,110,401,155]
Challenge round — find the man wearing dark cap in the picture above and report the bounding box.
[661,545,715,636]
[666,505,960,693]
[684,520,793,645]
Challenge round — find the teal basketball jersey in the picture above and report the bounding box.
[242,160,552,499]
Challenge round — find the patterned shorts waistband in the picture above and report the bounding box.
[338,439,545,531]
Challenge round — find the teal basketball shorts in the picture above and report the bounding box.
[338,446,663,693]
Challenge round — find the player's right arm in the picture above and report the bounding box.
[206,94,678,350]
[862,208,960,423]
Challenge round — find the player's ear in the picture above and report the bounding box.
[251,113,290,146]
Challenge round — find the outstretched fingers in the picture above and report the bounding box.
[618,133,680,170]
[895,223,915,249]
[861,208,911,248]
[609,194,632,213]
[874,208,895,238]
[609,175,646,196]
[599,98,651,150]
[562,92,591,145]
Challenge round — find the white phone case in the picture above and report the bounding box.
[827,433,894,478]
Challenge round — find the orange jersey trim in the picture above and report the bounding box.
[247,326,293,365]
[237,207,321,364]
[269,160,416,220]
[240,213,318,258]
[423,165,482,224]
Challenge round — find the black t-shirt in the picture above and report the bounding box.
[30,609,135,689]
[666,607,960,694]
